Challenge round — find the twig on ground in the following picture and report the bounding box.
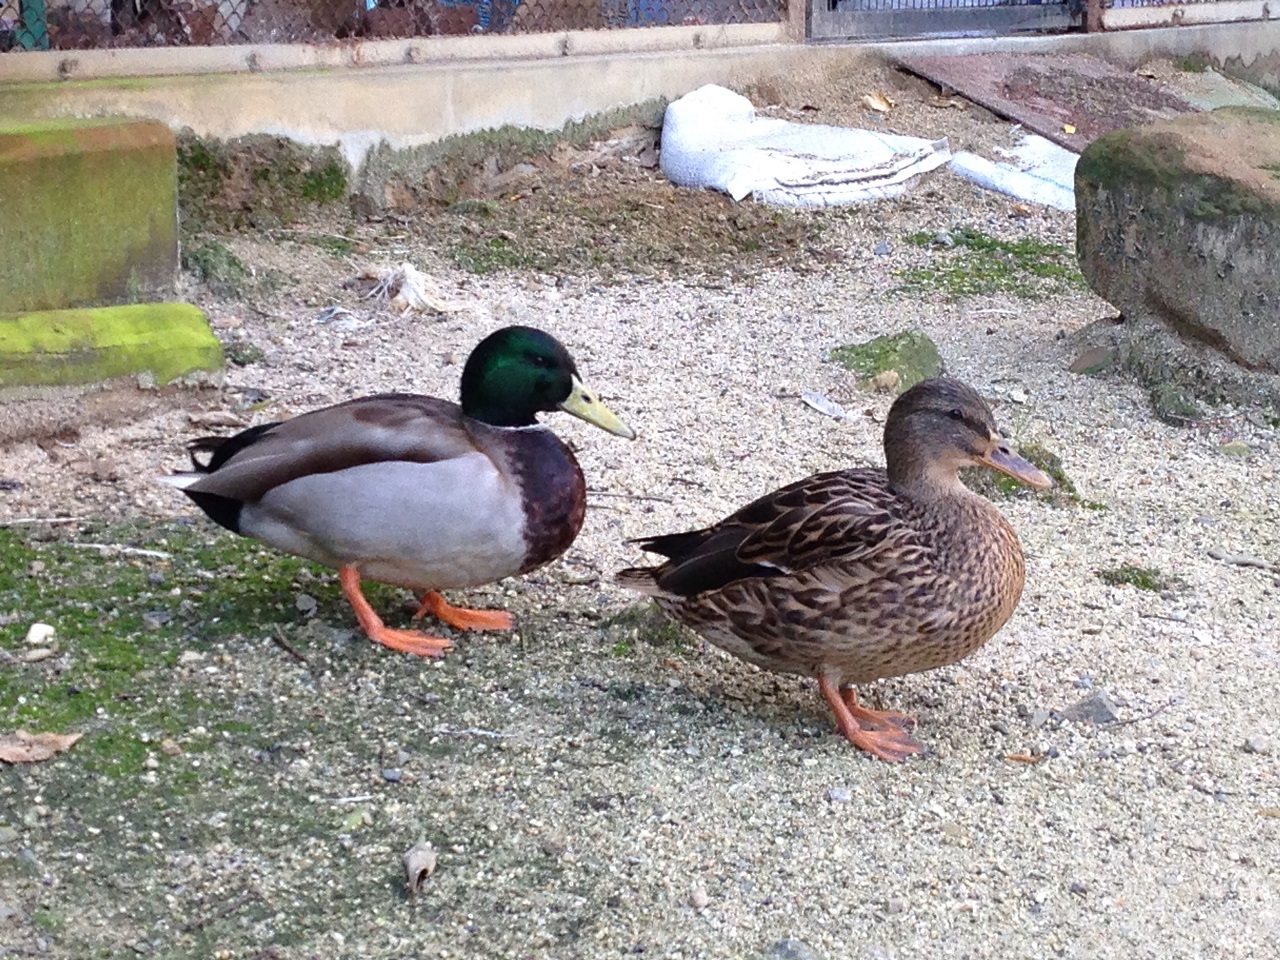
[0,516,89,527]
[1110,697,1178,728]
[430,725,517,739]
[1207,547,1276,572]
[180,888,260,933]
[587,488,674,504]
[271,627,310,666]
[66,543,172,560]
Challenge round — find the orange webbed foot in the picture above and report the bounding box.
[413,590,514,632]
[820,676,924,762]
[339,566,454,659]
[840,686,917,733]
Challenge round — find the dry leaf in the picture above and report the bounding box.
[0,730,84,764]
[1063,123,1077,135]
[404,842,438,899]
[862,91,894,113]
[1010,203,1034,218]
[19,648,57,664]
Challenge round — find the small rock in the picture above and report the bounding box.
[141,611,171,632]
[0,826,19,844]
[1069,346,1116,375]
[931,230,954,247]
[1069,881,1088,895]
[24,623,55,646]
[381,768,402,783]
[1219,440,1251,458]
[159,739,182,757]
[19,648,57,664]
[885,896,907,915]
[177,651,205,666]
[1009,387,1028,404]
[1244,736,1273,756]
[767,938,821,960]
[873,240,891,256]
[26,560,45,577]
[295,593,318,615]
[688,884,710,910]
[1029,709,1051,729]
[826,787,852,803]
[1059,690,1121,725]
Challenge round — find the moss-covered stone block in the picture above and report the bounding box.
[829,331,944,394]
[0,117,178,313]
[0,303,223,389]
[1076,108,1280,375]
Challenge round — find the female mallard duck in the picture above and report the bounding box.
[163,325,634,658]
[617,377,1050,761]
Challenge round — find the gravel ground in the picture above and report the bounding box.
[2,59,1279,960]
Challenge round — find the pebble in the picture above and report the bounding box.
[827,787,852,803]
[766,938,821,960]
[873,240,891,256]
[27,560,45,577]
[689,884,710,910]
[382,768,403,783]
[160,739,182,757]
[1058,690,1121,725]
[295,594,319,615]
[0,826,19,845]
[142,611,171,631]
[24,623,55,646]
[1244,736,1273,756]
[177,651,205,666]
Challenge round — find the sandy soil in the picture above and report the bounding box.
[1,58,1278,960]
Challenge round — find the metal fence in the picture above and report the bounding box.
[0,0,783,50]
[810,0,1266,40]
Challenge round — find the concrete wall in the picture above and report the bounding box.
[0,20,1277,176]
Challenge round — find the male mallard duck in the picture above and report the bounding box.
[617,377,1050,761]
[163,325,635,658]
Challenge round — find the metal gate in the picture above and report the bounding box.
[810,0,1082,42]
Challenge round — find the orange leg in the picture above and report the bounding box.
[840,686,917,732]
[339,566,453,658]
[818,676,923,762]
[412,590,513,632]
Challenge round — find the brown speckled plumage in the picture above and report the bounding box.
[617,377,1051,761]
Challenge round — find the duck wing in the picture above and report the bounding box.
[628,469,924,598]
[170,394,484,506]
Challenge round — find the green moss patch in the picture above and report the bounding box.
[829,331,944,393]
[177,131,349,234]
[895,227,1082,301]
[0,117,177,313]
[1097,564,1182,592]
[0,303,223,389]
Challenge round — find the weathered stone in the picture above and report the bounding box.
[1076,108,1280,375]
[0,303,222,391]
[0,117,178,313]
[829,331,944,394]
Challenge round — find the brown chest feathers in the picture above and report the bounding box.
[490,427,587,574]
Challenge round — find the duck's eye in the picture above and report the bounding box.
[947,408,964,421]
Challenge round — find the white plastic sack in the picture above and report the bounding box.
[660,85,951,207]
[950,133,1078,212]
